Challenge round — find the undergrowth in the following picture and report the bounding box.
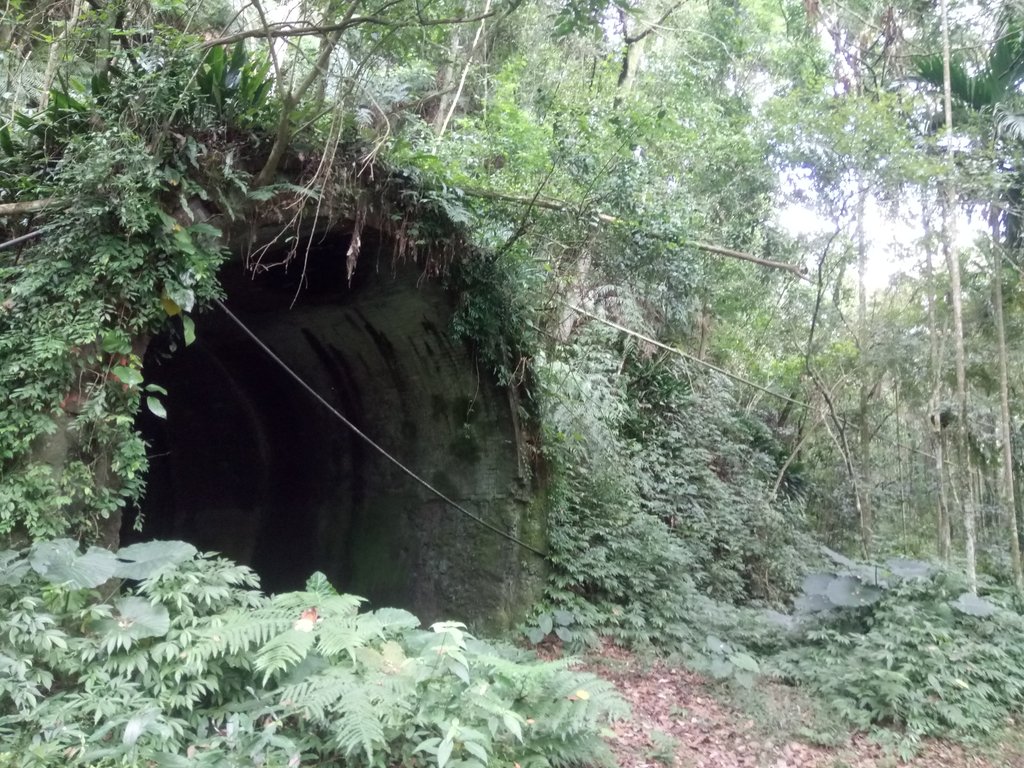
[772,564,1024,751]
[0,539,626,767]
[528,311,1024,753]
[531,317,810,662]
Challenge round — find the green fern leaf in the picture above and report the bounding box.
[255,629,316,683]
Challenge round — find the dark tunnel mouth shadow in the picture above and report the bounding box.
[123,230,381,597]
[122,227,533,626]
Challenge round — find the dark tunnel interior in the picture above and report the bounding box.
[121,227,543,627]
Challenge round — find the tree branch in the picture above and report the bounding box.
[624,1,683,44]
[463,187,808,277]
[0,198,62,215]
[437,0,491,138]
[687,240,807,277]
[250,0,284,92]
[0,229,44,251]
[201,8,499,48]
[253,0,363,187]
[569,304,811,407]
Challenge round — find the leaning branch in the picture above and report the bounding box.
[687,240,806,277]
[569,304,812,408]
[464,187,807,278]
[0,198,63,215]
[253,0,363,186]
[0,229,45,251]
[201,9,499,48]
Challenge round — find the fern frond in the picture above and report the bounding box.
[327,680,387,762]
[254,629,316,683]
[317,613,386,660]
[198,613,293,656]
[278,667,359,721]
[270,591,363,619]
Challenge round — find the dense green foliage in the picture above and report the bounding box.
[1,38,238,539]
[0,539,625,767]
[770,557,1024,753]
[0,20,479,541]
[8,0,1024,756]
[535,327,812,647]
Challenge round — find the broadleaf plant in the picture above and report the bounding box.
[0,539,627,767]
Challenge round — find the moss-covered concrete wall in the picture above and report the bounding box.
[129,228,546,631]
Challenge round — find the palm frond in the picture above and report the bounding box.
[995,103,1024,140]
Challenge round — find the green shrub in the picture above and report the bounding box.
[773,560,1024,743]
[0,539,626,767]
[535,324,811,655]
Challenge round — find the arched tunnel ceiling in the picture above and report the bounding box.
[126,226,545,629]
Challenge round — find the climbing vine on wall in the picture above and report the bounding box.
[1,42,236,540]
[0,21,529,544]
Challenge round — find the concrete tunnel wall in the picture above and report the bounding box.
[124,227,546,630]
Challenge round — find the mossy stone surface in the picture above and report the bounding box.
[128,231,545,631]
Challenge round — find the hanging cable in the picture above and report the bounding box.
[567,302,947,465]
[567,304,811,409]
[213,299,549,560]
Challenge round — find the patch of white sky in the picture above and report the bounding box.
[774,175,986,293]
[771,0,994,293]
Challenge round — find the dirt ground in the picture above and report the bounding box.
[575,642,1024,768]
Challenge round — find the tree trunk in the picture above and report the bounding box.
[991,222,1023,587]
[939,0,976,591]
[39,0,85,109]
[856,183,873,556]
[945,219,976,591]
[923,196,951,560]
[895,380,909,552]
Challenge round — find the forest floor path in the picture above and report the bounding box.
[577,641,1024,768]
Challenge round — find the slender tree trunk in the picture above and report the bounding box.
[939,0,976,591]
[945,221,976,591]
[945,215,976,592]
[924,197,951,560]
[990,217,1023,587]
[39,0,85,108]
[856,184,873,556]
[895,380,909,552]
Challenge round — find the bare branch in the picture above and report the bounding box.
[686,240,807,278]
[624,1,684,44]
[250,0,284,92]
[569,304,812,408]
[201,8,499,48]
[0,198,63,215]
[0,229,44,251]
[253,0,363,186]
[437,0,491,138]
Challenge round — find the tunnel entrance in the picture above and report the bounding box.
[122,226,545,628]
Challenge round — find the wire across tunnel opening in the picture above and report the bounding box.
[122,228,544,628]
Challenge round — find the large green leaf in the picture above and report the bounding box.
[95,596,171,652]
[114,540,198,580]
[886,558,932,580]
[952,592,997,618]
[802,572,833,596]
[30,539,118,588]
[794,594,832,614]
[305,571,339,598]
[0,550,29,586]
[729,652,759,674]
[826,575,882,608]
